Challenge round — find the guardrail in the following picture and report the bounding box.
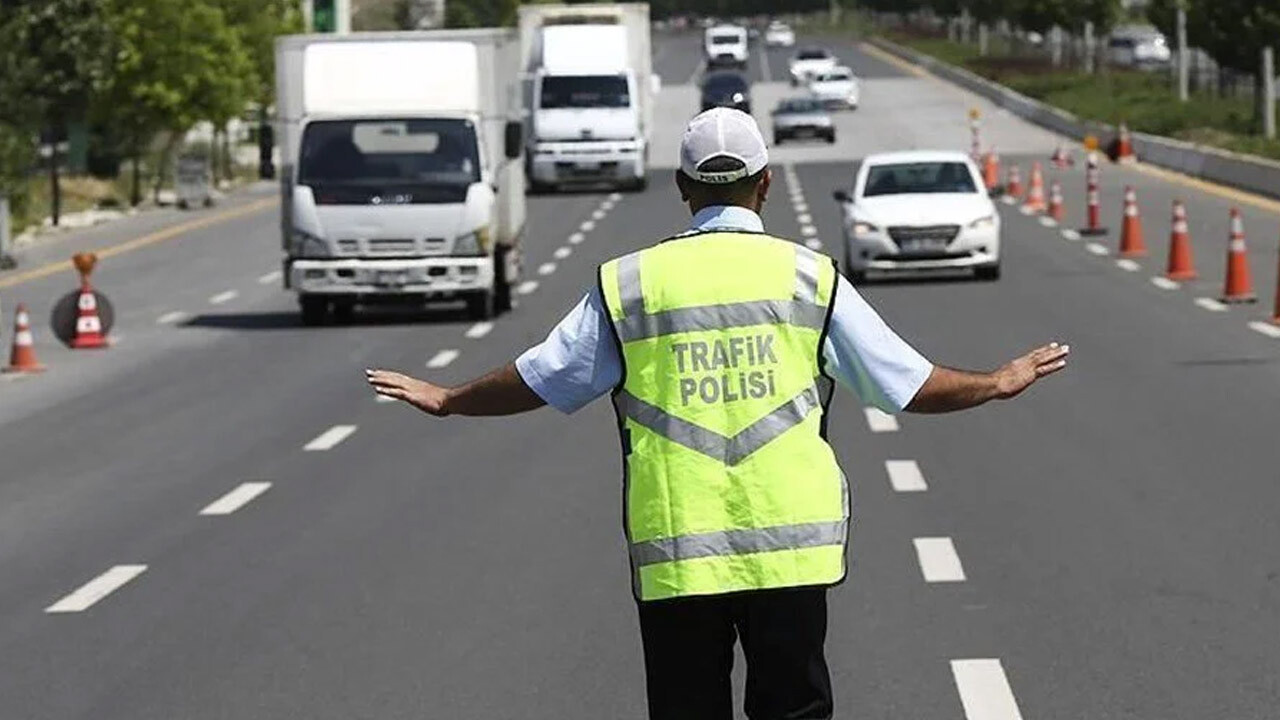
[867,36,1280,202]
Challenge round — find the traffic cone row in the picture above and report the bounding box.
[1047,181,1065,222]
[1050,144,1073,168]
[1081,152,1108,236]
[1165,200,1196,281]
[1114,122,1137,164]
[1118,186,1147,257]
[71,281,108,349]
[1005,165,1023,199]
[1022,163,1046,213]
[1222,208,1256,303]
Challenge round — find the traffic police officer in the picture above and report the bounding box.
[367,108,1069,719]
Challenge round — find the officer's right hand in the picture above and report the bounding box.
[366,369,451,416]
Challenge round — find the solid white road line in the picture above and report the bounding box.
[516,280,539,295]
[200,482,271,516]
[1115,259,1141,272]
[554,246,572,260]
[805,239,823,250]
[257,270,282,284]
[1194,297,1229,312]
[464,322,494,339]
[426,349,460,369]
[800,225,817,237]
[568,232,586,245]
[580,220,596,232]
[1248,320,1280,338]
[885,460,928,492]
[1038,216,1057,227]
[209,290,239,305]
[1150,276,1180,290]
[913,537,967,583]
[1061,229,1081,241]
[538,262,557,276]
[863,407,900,433]
[951,659,1025,720]
[156,311,190,325]
[304,425,357,451]
[46,565,147,613]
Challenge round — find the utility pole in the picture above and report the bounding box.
[829,0,841,28]
[1083,21,1095,75]
[1176,6,1188,102]
[1263,47,1276,140]
[0,193,14,270]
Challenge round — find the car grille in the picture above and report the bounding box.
[336,238,447,256]
[887,225,960,248]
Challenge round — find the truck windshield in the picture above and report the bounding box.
[298,118,480,191]
[540,75,630,109]
[711,34,741,45]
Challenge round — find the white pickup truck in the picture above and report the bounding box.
[275,30,526,324]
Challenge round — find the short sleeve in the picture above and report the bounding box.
[515,287,622,414]
[821,275,934,413]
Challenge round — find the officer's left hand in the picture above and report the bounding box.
[366,369,450,416]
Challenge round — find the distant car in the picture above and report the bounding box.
[807,66,859,109]
[701,71,752,114]
[771,97,834,145]
[789,47,837,86]
[764,22,795,48]
[705,24,749,69]
[1108,28,1171,69]
[833,151,1000,282]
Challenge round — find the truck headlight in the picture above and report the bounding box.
[968,215,996,230]
[853,221,879,236]
[454,227,490,257]
[291,228,332,258]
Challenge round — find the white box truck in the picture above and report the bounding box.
[519,3,656,193]
[275,30,526,324]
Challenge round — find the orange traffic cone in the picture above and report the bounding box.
[1222,208,1257,303]
[1165,200,1197,281]
[1005,165,1023,199]
[1114,122,1136,164]
[982,152,1000,193]
[1118,186,1147,257]
[1047,181,1065,222]
[1022,162,1046,213]
[3,303,45,373]
[1080,152,1108,236]
[70,281,108,349]
[1050,144,1073,168]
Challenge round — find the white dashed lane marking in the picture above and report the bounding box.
[156,311,190,325]
[796,213,812,225]
[426,349,460,369]
[1248,321,1280,338]
[538,262,557,276]
[304,425,357,451]
[200,482,271,516]
[464,322,494,339]
[804,239,823,250]
[580,220,596,233]
[863,407,899,432]
[951,659,1025,720]
[913,537,967,583]
[258,270,282,284]
[800,225,817,237]
[209,290,239,305]
[1061,229,1081,241]
[46,565,147,614]
[517,280,539,295]
[609,192,622,202]
[592,209,606,221]
[794,202,809,214]
[1150,277,1180,290]
[1038,216,1057,227]
[554,246,572,260]
[885,460,928,492]
[1115,259,1141,272]
[1194,297,1228,312]
[568,232,585,245]
[1085,243,1109,256]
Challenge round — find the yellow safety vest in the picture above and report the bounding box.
[599,231,848,602]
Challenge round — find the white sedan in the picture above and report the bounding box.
[764,22,795,47]
[788,47,837,86]
[808,66,859,109]
[833,151,1001,282]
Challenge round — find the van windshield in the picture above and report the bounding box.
[540,75,630,109]
[711,34,741,45]
[298,118,480,193]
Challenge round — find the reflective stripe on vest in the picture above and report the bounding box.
[600,232,848,602]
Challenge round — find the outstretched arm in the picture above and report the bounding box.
[366,363,546,417]
[905,343,1069,414]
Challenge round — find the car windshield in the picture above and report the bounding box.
[711,33,741,45]
[863,162,977,196]
[796,49,829,60]
[778,98,822,113]
[704,74,748,93]
[298,118,480,187]
[540,75,630,109]
[817,71,852,82]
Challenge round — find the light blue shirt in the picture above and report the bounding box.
[515,205,934,414]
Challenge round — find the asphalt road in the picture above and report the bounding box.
[1,28,1279,720]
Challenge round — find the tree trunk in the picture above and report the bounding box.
[49,143,60,227]
[154,131,179,204]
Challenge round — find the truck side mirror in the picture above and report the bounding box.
[504,121,523,160]
[832,189,851,203]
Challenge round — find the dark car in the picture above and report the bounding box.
[700,71,752,115]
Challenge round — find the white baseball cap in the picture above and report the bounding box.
[679,107,769,184]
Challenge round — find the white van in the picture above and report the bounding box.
[705,24,748,69]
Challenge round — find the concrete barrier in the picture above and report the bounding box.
[868,36,1280,201]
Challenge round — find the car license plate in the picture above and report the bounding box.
[794,128,815,137]
[900,238,948,254]
[574,160,601,172]
[375,270,409,286]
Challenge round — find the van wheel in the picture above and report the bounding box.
[300,297,328,326]
[467,290,495,320]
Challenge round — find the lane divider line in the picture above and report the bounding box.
[609,192,623,202]
[1194,297,1228,312]
[1115,259,1141,272]
[1060,229,1082,241]
[1038,216,1057,227]
[516,280,539,295]
[156,310,190,325]
[1085,243,1109,256]
[1150,277,1180,290]
[794,202,809,214]
[796,213,813,225]
[538,262,557,276]
[885,459,928,492]
[592,209,606,221]
[800,225,818,237]
[554,246,572,260]
[805,239,823,251]
[1248,320,1280,338]
[209,290,239,305]
[464,322,494,339]
[46,565,147,613]
[568,232,586,245]
[304,424,357,451]
[950,658,1026,720]
[580,220,596,233]
[258,270,282,285]
[426,349,460,369]
[913,537,967,583]
[200,481,272,516]
[863,407,900,432]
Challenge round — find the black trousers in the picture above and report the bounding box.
[636,586,833,720]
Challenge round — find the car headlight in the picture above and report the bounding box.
[454,227,490,257]
[853,221,880,236]
[968,215,996,230]
[291,228,332,258]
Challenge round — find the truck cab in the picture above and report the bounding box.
[705,24,748,69]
